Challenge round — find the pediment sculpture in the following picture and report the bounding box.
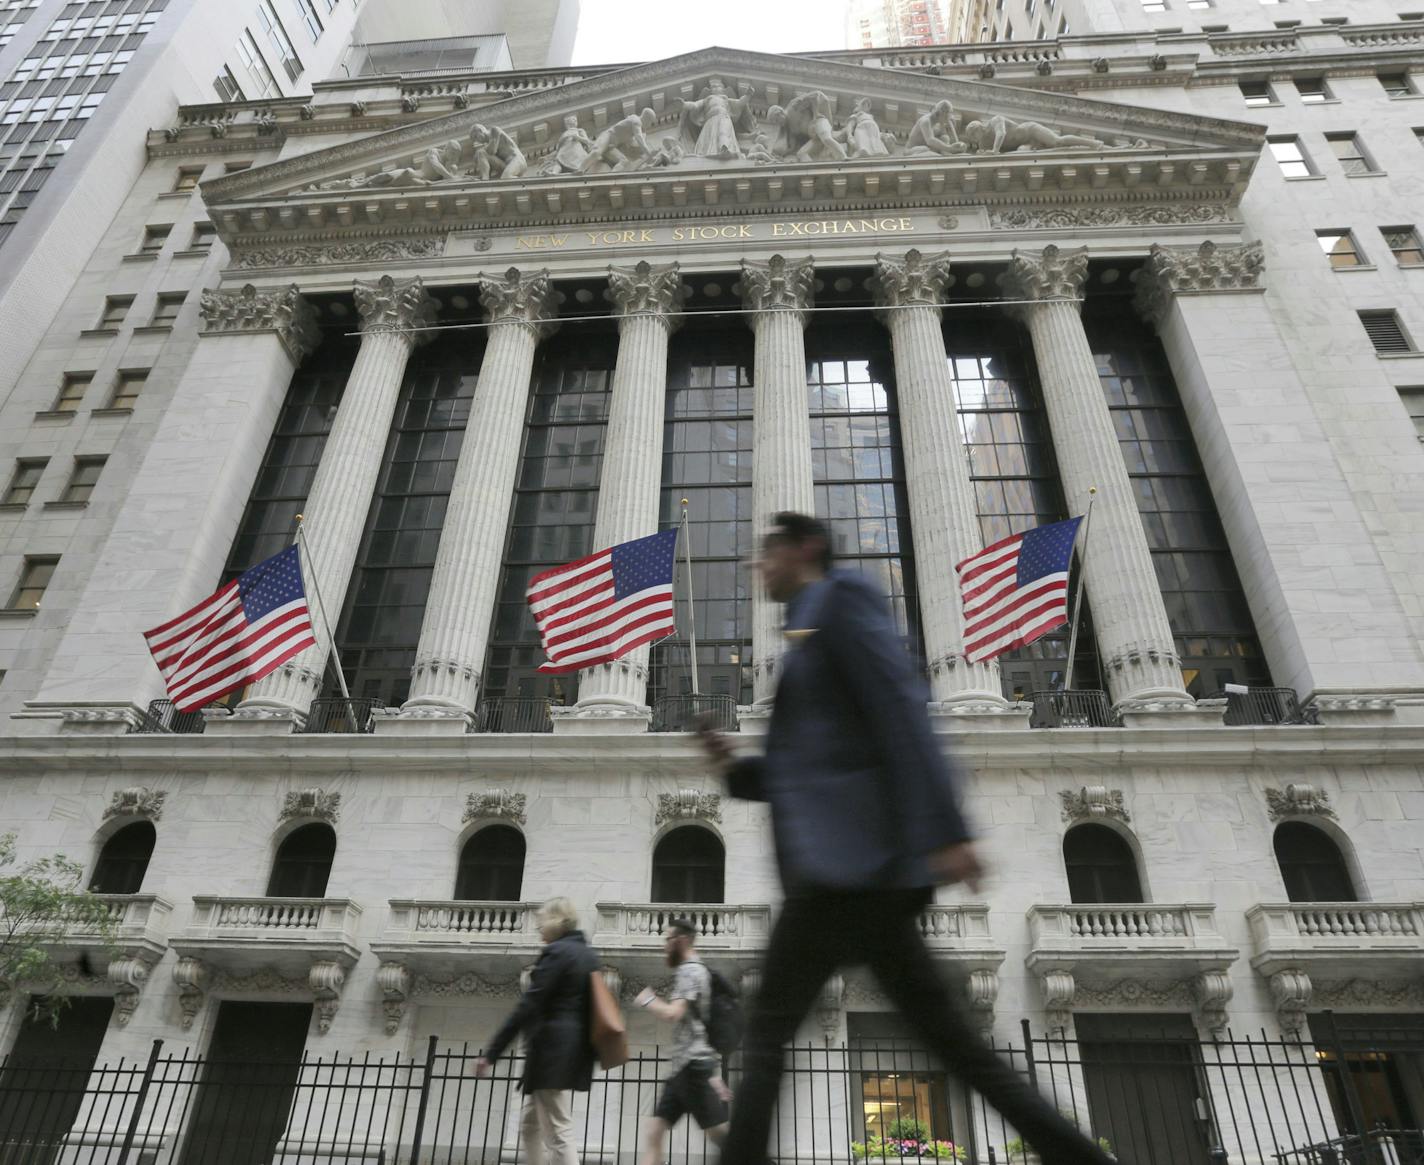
[297,84,1153,194]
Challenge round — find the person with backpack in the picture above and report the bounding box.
[634,917,735,1164]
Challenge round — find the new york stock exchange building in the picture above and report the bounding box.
[3,16,1424,1165]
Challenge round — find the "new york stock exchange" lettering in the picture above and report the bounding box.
[513,216,917,251]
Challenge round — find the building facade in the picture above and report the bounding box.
[2,3,1424,1161]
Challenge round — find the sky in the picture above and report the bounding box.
[570,0,850,67]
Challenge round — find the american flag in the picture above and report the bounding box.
[144,545,316,711]
[527,529,679,674]
[955,516,1084,664]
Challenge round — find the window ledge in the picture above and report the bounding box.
[1335,265,1379,273]
[42,500,88,511]
[1388,93,1424,101]
[122,252,160,263]
[131,325,174,335]
[1285,174,1327,182]
[157,190,196,199]
[1244,102,1283,110]
[1397,262,1424,270]
[90,406,134,418]
[1347,171,1389,179]
[173,249,212,259]
[1297,98,1342,107]
[0,503,27,513]
[1376,351,1423,360]
[78,328,120,339]
[33,409,77,421]
[0,609,38,620]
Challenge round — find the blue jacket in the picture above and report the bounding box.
[728,571,973,893]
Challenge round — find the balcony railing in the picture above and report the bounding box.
[652,694,738,732]
[388,899,540,938]
[1031,903,1225,947]
[129,699,205,734]
[302,697,378,734]
[176,896,363,974]
[1207,687,1317,726]
[594,902,772,953]
[917,904,994,947]
[1028,689,1120,729]
[1248,902,1424,969]
[477,697,554,733]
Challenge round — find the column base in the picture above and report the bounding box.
[202,706,303,735]
[42,703,144,736]
[372,706,474,736]
[928,700,1033,732]
[1116,696,1223,730]
[736,704,772,735]
[550,704,651,735]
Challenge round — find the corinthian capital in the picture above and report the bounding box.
[478,267,560,336]
[870,249,952,314]
[199,283,320,362]
[1133,240,1265,327]
[608,260,686,332]
[740,254,814,323]
[998,244,1089,316]
[354,274,438,341]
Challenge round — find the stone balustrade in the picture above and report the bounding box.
[392,899,541,938]
[371,899,547,981]
[175,897,362,973]
[918,904,995,947]
[594,902,772,952]
[1029,902,1225,951]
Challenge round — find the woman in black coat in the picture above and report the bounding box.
[476,897,600,1165]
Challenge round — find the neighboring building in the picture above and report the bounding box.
[1,3,1424,1162]
[846,0,952,49]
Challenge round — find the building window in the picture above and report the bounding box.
[454,825,526,901]
[213,65,244,102]
[7,555,58,610]
[1326,132,1378,175]
[1358,310,1415,354]
[53,372,91,411]
[257,0,302,81]
[234,29,279,98]
[97,295,132,329]
[1380,72,1417,98]
[172,166,203,192]
[1268,136,1314,178]
[149,291,184,326]
[1382,226,1424,266]
[1316,229,1365,268]
[188,221,216,251]
[1274,822,1355,902]
[1063,823,1144,904]
[138,223,168,252]
[58,455,105,503]
[651,826,725,904]
[1294,76,1329,103]
[89,821,155,894]
[1240,79,1274,106]
[290,0,321,41]
[1141,0,1167,11]
[1401,387,1424,438]
[1186,0,1211,8]
[109,369,146,409]
[265,822,336,897]
[3,458,47,505]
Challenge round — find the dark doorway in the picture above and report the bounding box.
[1063,823,1144,904]
[651,826,724,904]
[89,821,156,894]
[455,825,526,901]
[265,823,336,898]
[1309,1013,1422,1136]
[179,1000,312,1165]
[1274,822,1356,902]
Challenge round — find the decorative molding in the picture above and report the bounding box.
[198,283,321,362]
[870,248,951,311]
[234,236,446,269]
[655,789,722,826]
[104,786,167,822]
[376,961,411,1035]
[1264,784,1335,822]
[607,260,686,330]
[1312,977,1424,1010]
[1072,976,1195,1011]
[740,254,815,320]
[1059,786,1130,825]
[999,244,1088,313]
[464,789,527,825]
[990,203,1233,231]
[411,970,519,999]
[280,787,342,824]
[354,274,439,338]
[1133,240,1266,326]
[479,267,560,336]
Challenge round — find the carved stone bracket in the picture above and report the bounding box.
[1059,786,1130,825]
[464,789,528,826]
[1192,969,1233,1040]
[967,969,999,1037]
[870,248,952,312]
[1269,969,1313,1037]
[376,961,411,1035]
[104,786,167,822]
[478,267,560,337]
[1264,784,1335,822]
[1039,969,1076,1036]
[740,254,815,321]
[310,961,347,1035]
[608,260,686,332]
[198,283,321,363]
[655,789,722,826]
[1133,240,1266,327]
[999,244,1089,317]
[354,274,438,340]
[173,956,210,1030]
[815,974,845,1042]
[281,788,342,825]
[107,957,152,1026]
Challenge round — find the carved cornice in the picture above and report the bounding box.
[198,283,320,363]
[998,244,1089,313]
[869,248,951,313]
[235,236,446,270]
[990,203,1235,231]
[280,787,341,825]
[1059,786,1129,825]
[479,267,560,336]
[607,261,686,332]
[1264,784,1335,822]
[464,789,527,825]
[354,275,438,340]
[655,789,722,826]
[1133,240,1266,326]
[740,254,814,322]
[104,786,167,822]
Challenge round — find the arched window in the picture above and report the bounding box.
[266,823,336,898]
[1274,822,1356,903]
[88,821,156,895]
[455,826,526,901]
[651,826,724,904]
[1063,823,1144,904]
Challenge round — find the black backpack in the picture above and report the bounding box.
[699,967,745,1061]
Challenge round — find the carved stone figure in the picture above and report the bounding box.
[674,78,756,160]
[780,91,847,162]
[540,114,593,175]
[962,115,1110,154]
[309,140,463,191]
[469,123,527,180]
[580,108,657,173]
[843,97,891,159]
[641,138,685,168]
[905,100,967,156]
[745,131,776,164]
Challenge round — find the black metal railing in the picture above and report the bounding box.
[300,697,378,734]
[476,696,554,733]
[652,693,739,732]
[1028,689,1120,728]
[1209,686,1318,727]
[4,1021,1417,1165]
[127,699,206,735]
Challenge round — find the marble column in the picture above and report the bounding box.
[398,268,559,727]
[1000,245,1192,710]
[741,255,816,705]
[871,249,1008,711]
[560,261,686,732]
[236,276,436,723]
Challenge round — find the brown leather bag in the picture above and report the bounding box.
[588,970,628,1070]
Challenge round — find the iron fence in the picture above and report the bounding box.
[301,697,379,734]
[1,1020,1420,1165]
[476,697,555,734]
[128,700,205,735]
[652,694,739,733]
[1028,689,1120,729]
[1207,688,1318,727]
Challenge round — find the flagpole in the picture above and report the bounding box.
[1062,487,1097,693]
[293,515,353,704]
[680,499,700,698]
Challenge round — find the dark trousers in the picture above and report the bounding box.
[720,890,1114,1165]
